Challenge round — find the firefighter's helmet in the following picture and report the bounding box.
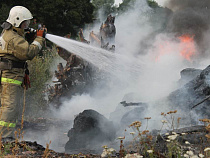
[6,6,33,27]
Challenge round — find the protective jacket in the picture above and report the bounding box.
[0,27,44,83]
[0,26,44,138]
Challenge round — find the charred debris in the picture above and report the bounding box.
[46,15,116,108]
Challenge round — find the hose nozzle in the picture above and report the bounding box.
[25,27,36,33]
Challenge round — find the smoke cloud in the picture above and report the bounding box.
[165,0,210,53]
[53,0,210,132]
[31,0,210,152]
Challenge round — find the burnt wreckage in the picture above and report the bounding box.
[47,15,116,107]
[89,15,116,51]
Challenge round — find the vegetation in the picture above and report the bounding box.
[147,0,159,8]
[103,111,210,158]
[92,0,117,18]
[118,0,137,13]
[0,0,94,37]
[25,47,58,117]
[117,0,159,13]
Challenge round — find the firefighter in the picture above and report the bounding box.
[0,6,45,140]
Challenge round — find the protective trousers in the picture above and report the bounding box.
[0,82,22,138]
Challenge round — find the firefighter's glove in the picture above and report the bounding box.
[25,28,36,33]
[36,29,46,38]
[23,69,31,90]
[25,28,37,43]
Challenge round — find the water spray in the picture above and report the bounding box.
[45,34,144,81]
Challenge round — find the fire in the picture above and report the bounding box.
[178,34,196,61]
[155,34,196,62]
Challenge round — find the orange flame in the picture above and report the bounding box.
[155,34,196,62]
[178,34,196,61]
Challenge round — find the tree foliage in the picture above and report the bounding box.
[91,0,117,18]
[118,0,159,13]
[0,0,94,36]
[147,0,159,8]
[118,0,137,13]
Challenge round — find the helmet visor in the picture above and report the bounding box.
[21,20,30,29]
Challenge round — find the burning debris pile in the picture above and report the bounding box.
[65,110,116,154]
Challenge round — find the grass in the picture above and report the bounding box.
[103,110,210,158]
[42,141,51,158]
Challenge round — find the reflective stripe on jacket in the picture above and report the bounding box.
[1,77,22,85]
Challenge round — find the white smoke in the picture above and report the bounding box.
[37,0,210,152]
[115,0,123,6]
[55,93,123,120]
[49,0,204,129]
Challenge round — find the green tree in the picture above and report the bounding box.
[0,3,10,27]
[92,0,117,18]
[118,0,159,13]
[0,0,94,36]
[118,0,137,13]
[147,0,159,8]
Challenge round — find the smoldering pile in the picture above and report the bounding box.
[65,109,116,154]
